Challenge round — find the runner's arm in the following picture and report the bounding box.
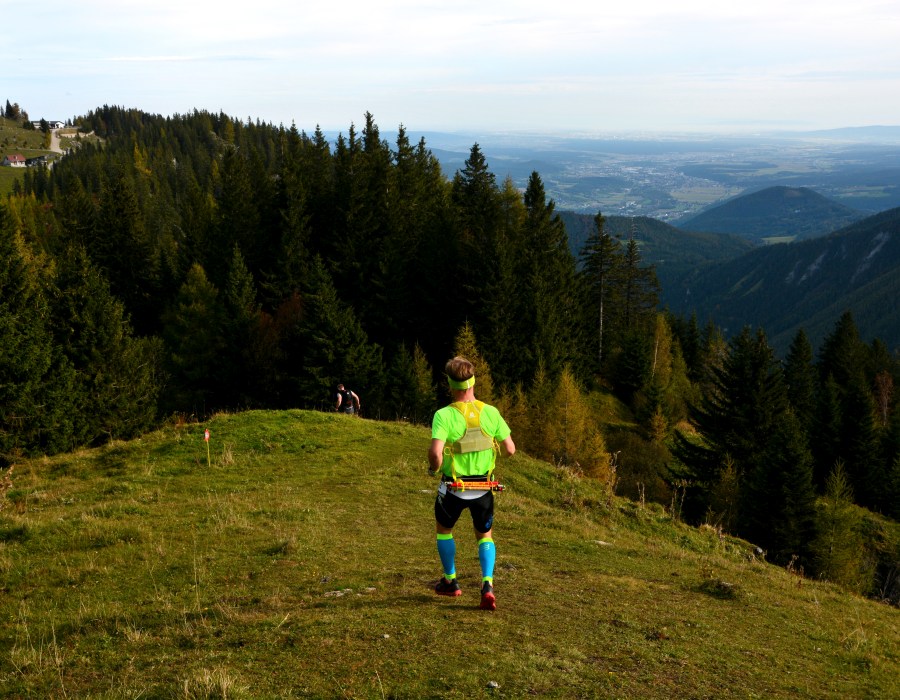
[428,439,445,473]
[499,435,516,457]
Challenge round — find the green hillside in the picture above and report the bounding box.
[676,186,864,243]
[666,206,900,353]
[1,410,897,698]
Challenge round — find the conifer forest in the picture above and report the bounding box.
[2,107,899,602]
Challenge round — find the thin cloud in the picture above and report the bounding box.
[4,0,899,131]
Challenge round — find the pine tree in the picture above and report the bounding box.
[520,171,578,384]
[674,327,791,525]
[293,258,384,413]
[450,144,503,337]
[266,137,311,305]
[810,462,870,592]
[784,329,818,442]
[616,225,660,335]
[221,245,263,407]
[840,378,884,511]
[452,321,494,403]
[383,343,437,425]
[483,177,528,390]
[93,171,157,333]
[385,344,416,422]
[818,312,868,388]
[212,148,263,285]
[0,208,77,460]
[161,263,227,415]
[579,211,622,374]
[544,367,610,479]
[638,313,692,434]
[741,409,818,567]
[49,244,162,445]
[411,343,437,426]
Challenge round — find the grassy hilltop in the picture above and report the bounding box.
[1,410,897,699]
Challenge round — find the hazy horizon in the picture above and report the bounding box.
[4,1,899,135]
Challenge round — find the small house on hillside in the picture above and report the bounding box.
[1,154,26,167]
[29,120,66,130]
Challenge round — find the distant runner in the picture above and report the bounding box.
[335,384,361,415]
[428,356,516,610]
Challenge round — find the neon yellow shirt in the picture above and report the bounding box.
[431,401,511,478]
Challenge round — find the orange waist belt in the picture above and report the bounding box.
[446,480,505,493]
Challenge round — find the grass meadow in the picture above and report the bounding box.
[1,410,898,698]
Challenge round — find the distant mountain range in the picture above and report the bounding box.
[676,186,864,243]
[664,207,900,353]
[793,125,900,142]
[561,189,900,354]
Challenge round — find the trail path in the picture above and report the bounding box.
[49,128,63,154]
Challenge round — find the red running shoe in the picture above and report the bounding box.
[435,577,461,597]
[480,581,496,610]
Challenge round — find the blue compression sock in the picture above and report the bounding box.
[436,533,456,579]
[478,537,495,583]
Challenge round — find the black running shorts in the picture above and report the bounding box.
[435,489,495,533]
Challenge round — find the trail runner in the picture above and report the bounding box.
[428,356,516,610]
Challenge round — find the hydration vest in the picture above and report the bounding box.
[445,400,499,481]
[338,388,355,411]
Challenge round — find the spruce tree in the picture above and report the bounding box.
[450,144,503,339]
[840,378,885,511]
[453,321,494,403]
[784,329,818,442]
[411,343,437,426]
[616,226,660,335]
[579,211,622,374]
[266,139,311,305]
[293,257,384,413]
[161,263,227,415]
[818,311,868,390]
[813,378,848,492]
[50,244,162,445]
[741,409,818,567]
[484,176,528,390]
[213,148,262,285]
[810,462,869,592]
[93,171,157,333]
[0,208,77,460]
[221,246,263,407]
[384,343,437,425]
[520,171,578,384]
[385,344,417,422]
[674,327,791,526]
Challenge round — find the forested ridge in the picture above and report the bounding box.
[2,105,899,603]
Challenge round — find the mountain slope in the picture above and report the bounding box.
[560,212,754,294]
[667,207,900,352]
[1,409,897,697]
[677,186,864,242]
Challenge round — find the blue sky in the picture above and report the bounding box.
[3,0,899,134]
